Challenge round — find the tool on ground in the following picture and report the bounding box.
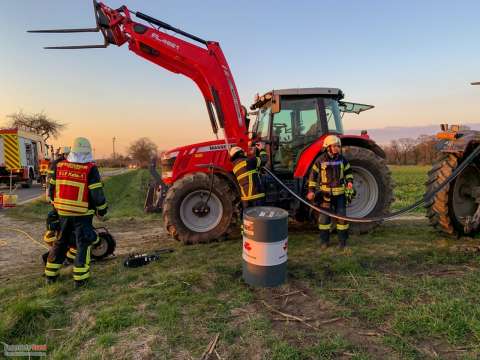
[123,248,174,268]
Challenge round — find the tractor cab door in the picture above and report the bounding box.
[270,97,345,175]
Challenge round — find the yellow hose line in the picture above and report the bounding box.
[2,227,49,250]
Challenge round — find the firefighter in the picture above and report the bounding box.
[44,137,107,287]
[39,157,50,187]
[307,135,354,249]
[229,142,268,212]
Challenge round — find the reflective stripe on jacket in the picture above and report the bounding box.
[308,152,353,195]
[232,150,267,201]
[53,161,95,216]
[50,160,107,216]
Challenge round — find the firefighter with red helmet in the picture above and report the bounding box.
[307,135,354,249]
[44,137,107,287]
[229,143,268,212]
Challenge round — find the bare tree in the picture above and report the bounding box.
[389,140,402,164]
[128,137,158,168]
[398,138,417,165]
[7,111,66,144]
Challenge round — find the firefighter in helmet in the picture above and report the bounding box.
[229,143,268,212]
[39,156,51,188]
[42,146,79,264]
[307,135,354,249]
[44,137,107,287]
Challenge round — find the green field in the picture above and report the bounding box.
[2,166,479,359]
[1,221,480,359]
[390,165,430,213]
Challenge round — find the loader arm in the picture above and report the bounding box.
[29,1,248,147]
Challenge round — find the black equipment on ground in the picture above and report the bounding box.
[123,248,174,268]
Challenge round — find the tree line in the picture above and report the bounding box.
[382,135,438,165]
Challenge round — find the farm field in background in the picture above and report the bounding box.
[390,165,430,213]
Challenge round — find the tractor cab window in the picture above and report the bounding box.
[255,107,271,140]
[324,98,343,134]
[272,98,320,173]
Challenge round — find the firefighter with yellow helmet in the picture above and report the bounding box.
[44,137,107,287]
[307,135,354,249]
[229,143,268,212]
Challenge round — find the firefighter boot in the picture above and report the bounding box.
[319,229,330,249]
[337,223,349,249]
[74,279,88,288]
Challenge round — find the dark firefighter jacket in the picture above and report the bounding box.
[232,148,267,201]
[308,152,353,196]
[48,160,108,217]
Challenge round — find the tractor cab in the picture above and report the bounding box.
[250,88,373,174]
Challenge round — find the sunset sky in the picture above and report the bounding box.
[1,0,480,158]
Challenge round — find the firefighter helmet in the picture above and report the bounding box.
[229,146,244,158]
[323,135,341,148]
[71,137,92,154]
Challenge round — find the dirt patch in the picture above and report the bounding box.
[0,214,175,283]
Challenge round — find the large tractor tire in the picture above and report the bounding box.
[343,146,394,234]
[163,172,236,244]
[426,153,480,236]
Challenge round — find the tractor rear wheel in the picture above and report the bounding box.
[343,146,394,233]
[163,172,236,244]
[426,153,480,236]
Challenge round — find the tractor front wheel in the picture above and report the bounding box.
[163,173,236,244]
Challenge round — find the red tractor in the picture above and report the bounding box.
[30,1,394,244]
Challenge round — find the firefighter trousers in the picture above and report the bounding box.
[317,194,349,246]
[44,215,97,283]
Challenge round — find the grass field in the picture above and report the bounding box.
[3,165,479,359]
[1,221,479,359]
[389,165,430,213]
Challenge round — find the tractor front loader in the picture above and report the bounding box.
[30,1,394,244]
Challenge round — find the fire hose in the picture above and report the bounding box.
[263,144,480,223]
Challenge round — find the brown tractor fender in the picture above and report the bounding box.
[436,130,480,155]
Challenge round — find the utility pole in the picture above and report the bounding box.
[112,137,116,160]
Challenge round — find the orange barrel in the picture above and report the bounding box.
[242,206,288,287]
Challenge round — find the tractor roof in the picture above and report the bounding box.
[251,87,344,109]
